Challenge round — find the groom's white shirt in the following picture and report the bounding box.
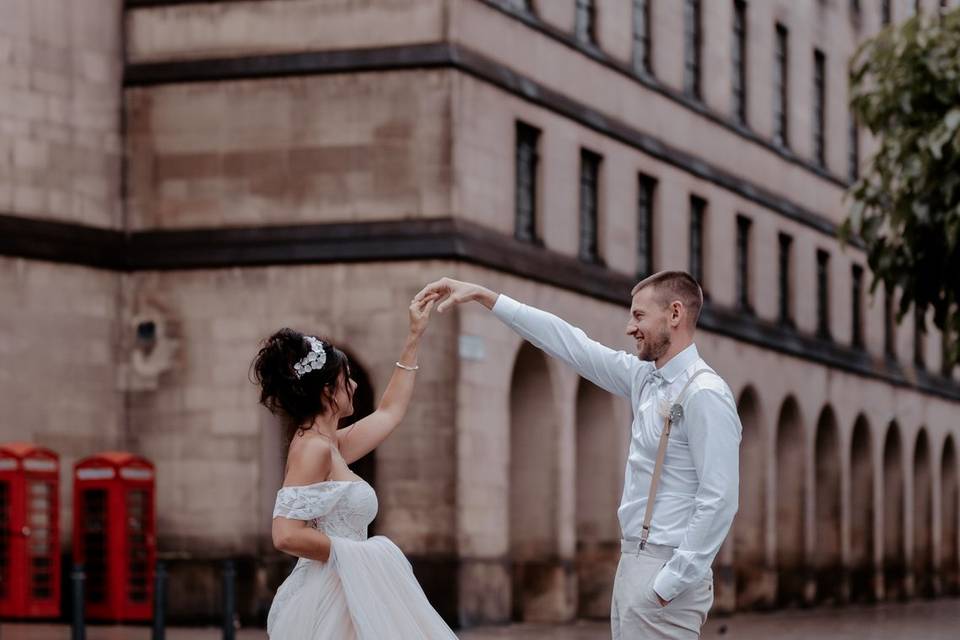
[493,294,741,603]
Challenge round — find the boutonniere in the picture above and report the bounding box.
[656,397,684,424]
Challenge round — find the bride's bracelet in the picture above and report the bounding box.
[395,361,419,371]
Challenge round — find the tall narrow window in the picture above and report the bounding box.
[778,232,794,326]
[852,264,865,348]
[914,307,927,369]
[882,0,892,24]
[637,174,657,279]
[773,24,789,148]
[632,0,653,75]
[884,284,896,359]
[579,149,602,263]
[683,0,702,99]
[732,0,748,124]
[575,0,597,45]
[813,49,826,167]
[848,111,860,182]
[689,195,707,290]
[514,122,540,243]
[816,249,831,339]
[736,214,753,312]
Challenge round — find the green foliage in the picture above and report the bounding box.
[843,8,960,365]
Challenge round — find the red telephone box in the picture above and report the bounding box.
[0,443,60,618]
[73,452,155,622]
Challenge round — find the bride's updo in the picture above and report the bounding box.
[251,328,352,438]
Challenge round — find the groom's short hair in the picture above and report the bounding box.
[631,271,703,327]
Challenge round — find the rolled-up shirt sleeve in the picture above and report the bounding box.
[653,386,741,602]
[492,294,640,399]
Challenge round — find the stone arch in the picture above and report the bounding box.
[734,385,770,609]
[941,435,959,594]
[338,350,377,529]
[574,377,626,619]
[775,396,806,606]
[913,429,934,596]
[849,414,875,602]
[509,343,561,622]
[883,421,906,600]
[814,405,842,603]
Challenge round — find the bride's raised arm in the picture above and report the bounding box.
[337,293,437,463]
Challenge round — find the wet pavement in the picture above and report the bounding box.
[2,598,958,639]
[460,597,960,640]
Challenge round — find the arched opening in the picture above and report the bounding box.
[913,429,934,597]
[339,351,377,530]
[883,422,906,600]
[775,396,806,607]
[849,415,875,602]
[509,344,561,622]
[734,386,769,609]
[575,378,626,619]
[941,436,959,595]
[814,406,842,604]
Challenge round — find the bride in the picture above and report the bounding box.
[251,292,457,639]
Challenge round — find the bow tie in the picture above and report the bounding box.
[650,370,666,387]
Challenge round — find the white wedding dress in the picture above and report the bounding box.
[267,479,458,639]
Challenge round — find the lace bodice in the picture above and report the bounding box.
[273,480,378,541]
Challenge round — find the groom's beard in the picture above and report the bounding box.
[638,322,671,362]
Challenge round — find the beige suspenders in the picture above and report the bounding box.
[638,368,717,551]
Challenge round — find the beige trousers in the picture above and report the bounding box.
[611,543,713,640]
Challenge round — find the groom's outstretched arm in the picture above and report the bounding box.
[415,277,643,399]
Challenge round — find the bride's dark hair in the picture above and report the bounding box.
[251,328,354,442]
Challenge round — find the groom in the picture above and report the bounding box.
[415,271,741,639]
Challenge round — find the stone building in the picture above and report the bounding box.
[1,0,959,629]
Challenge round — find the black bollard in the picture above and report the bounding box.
[152,561,167,640]
[222,559,236,640]
[71,563,85,640]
